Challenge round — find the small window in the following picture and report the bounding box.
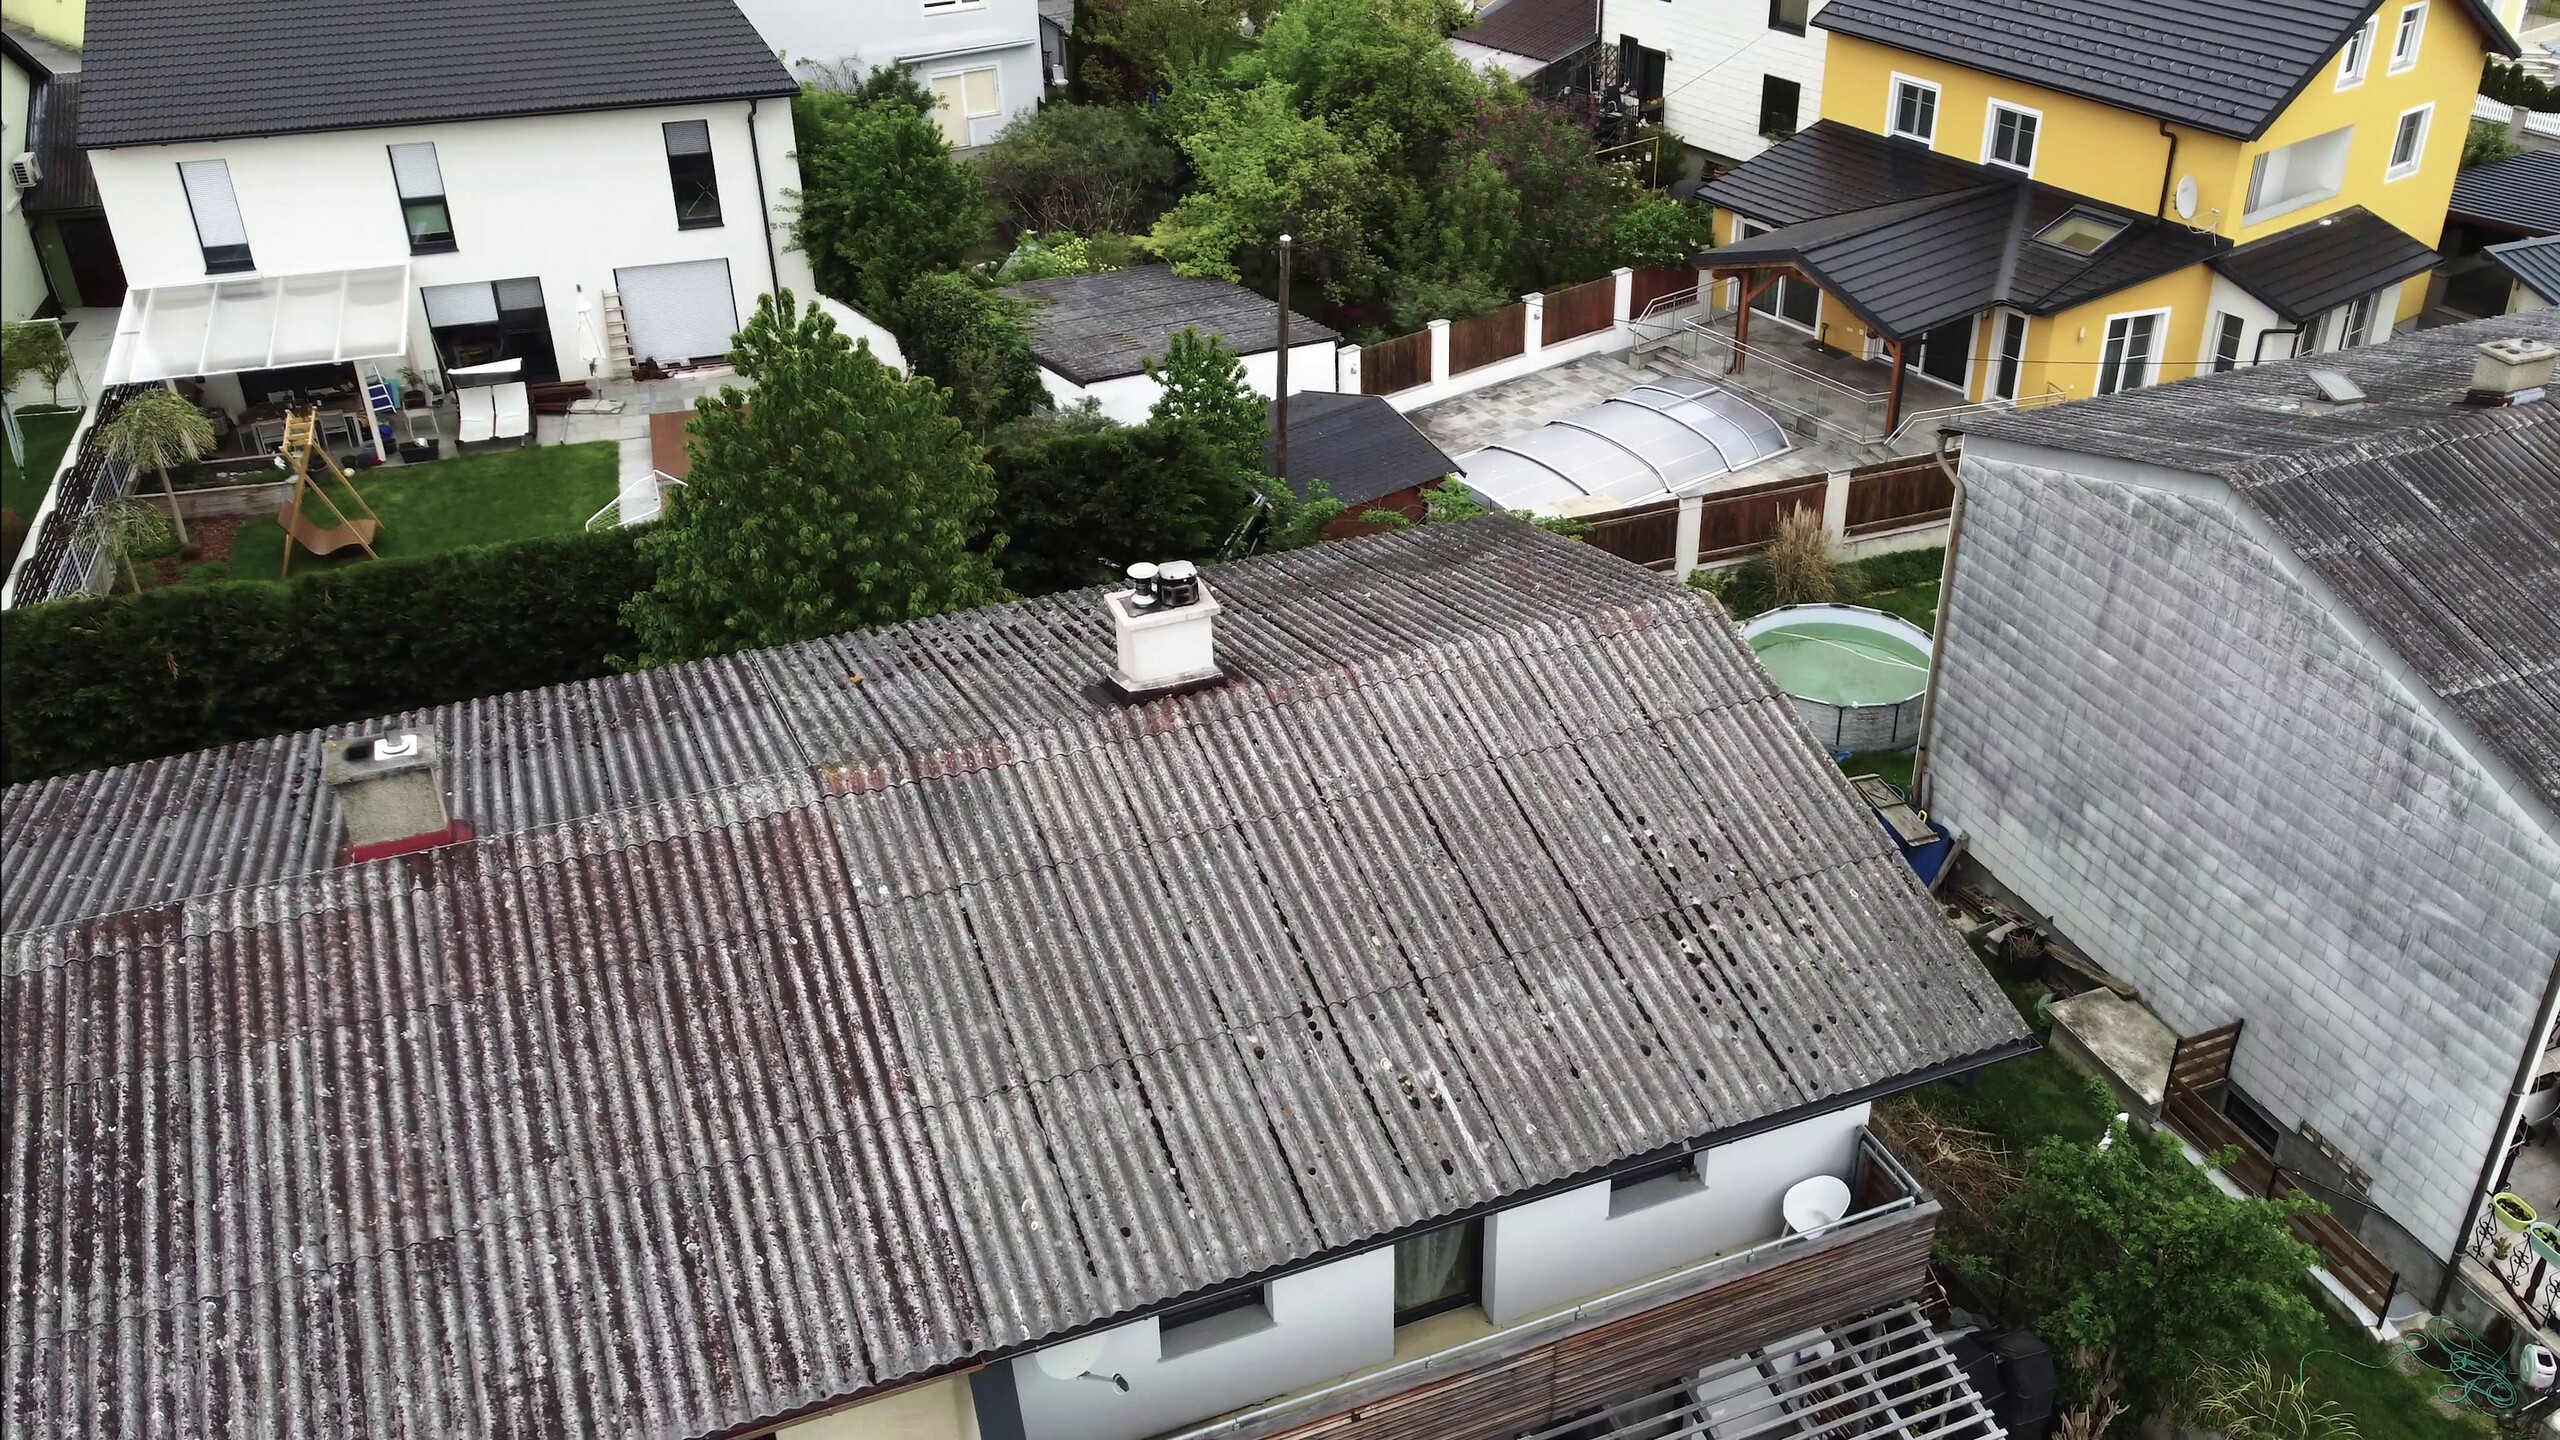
[2210,312,2246,372]
[1888,76,1939,144]
[387,142,456,255]
[2033,207,2127,254]
[2337,15,2376,87]
[2391,3,2426,72]
[663,119,724,229]
[1768,0,1809,35]
[1759,76,1802,140]
[1608,1147,1705,1216]
[2096,311,2164,396]
[931,66,1003,147]
[2334,291,2381,349]
[1393,1219,1483,1327]
[2222,1088,2286,1154]
[1985,103,2039,173]
[1990,311,2028,400]
[1157,1285,1271,1357]
[179,159,253,274]
[2387,105,2431,180]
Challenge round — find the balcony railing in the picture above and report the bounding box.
[2467,1207,2560,1332]
[1161,1130,1940,1440]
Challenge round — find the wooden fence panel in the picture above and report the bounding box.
[1843,458,1955,536]
[1628,266,1698,316]
[1698,476,1828,561]
[1449,304,1526,375]
[1360,330,1432,396]
[1581,498,1683,570]
[1542,275,1616,345]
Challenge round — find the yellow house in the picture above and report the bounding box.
[1695,0,2521,427]
[0,0,83,51]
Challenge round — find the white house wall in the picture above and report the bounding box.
[1038,340,1340,424]
[87,99,805,385]
[2,52,45,323]
[1008,1250,1395,1440]
[734,0,1043,141]
[1483,1102,1869,1323]
[1601,0,1832,166]
[1929,439,2560,1261]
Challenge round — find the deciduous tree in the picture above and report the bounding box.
[791,81,991,321]
[95,388,217,546]
[979,104,1183,235]
[622,291,1007,665]
[1148,82,1384,300]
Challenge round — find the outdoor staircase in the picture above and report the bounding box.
[600,291,635,380]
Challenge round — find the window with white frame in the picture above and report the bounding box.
[2390,3,2427,72]
[2095,310,2164,395]
[179,159,253,273]
[2337,15,2377,87]
[931,66,1001,146]
[1984,103,2040,173]
[2387,105,2431,180]
[1888,76,1939,144]
[1989,311,2029,400]
[2242,127,2353,224]
[2333,291,2380,349]
[2209,312,2246,372]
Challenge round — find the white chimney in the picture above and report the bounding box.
[1107,560,1223,698]
[2468,337,2556,407]
[324,727,466,858]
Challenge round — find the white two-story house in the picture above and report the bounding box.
[78,0,836,397]
[733,0,1050,149]
[1601,0,1834,169]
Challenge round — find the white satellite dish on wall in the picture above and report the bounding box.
[1034,1335,1109,1379]
[2173,176,2199,222]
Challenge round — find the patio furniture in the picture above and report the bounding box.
[491,382,531,443]
[457,386,497,444]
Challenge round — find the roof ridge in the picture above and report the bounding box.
[2228,395,2560,485]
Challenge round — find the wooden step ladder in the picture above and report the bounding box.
[600,291,635,380]
[356,361,395,460]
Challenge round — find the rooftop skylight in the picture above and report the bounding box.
[2035,207,2130,255]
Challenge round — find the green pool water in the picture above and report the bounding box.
[1748,620,1930,706]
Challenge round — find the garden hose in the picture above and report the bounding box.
[2291,1317,2520,1417]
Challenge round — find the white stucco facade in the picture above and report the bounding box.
[733,0,1045,147]
[86,97,822,385]
[1600,0,1833,167]
[1037,339,1341,424]
[2,46,46,322]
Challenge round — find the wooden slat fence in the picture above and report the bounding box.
[1360,330,1432,396]
[1843,456,1956,536]
[1581,498,1682,570]
[2166,1020,2242,1095]
[1628,265,1698,315]
[1542,275,1616,345]
[1449,304,1526,375]
[1698,474,1827,561]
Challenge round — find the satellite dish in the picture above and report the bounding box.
[1035,1335,1109,1380]
[2173,176,2199,222]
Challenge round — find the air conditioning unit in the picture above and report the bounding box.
[6,152,40,191]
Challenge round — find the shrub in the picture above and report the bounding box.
[896,272,1047,434]
[979,104,1182,236]
[1611,190,1713,270]
[2464,119,2523,168]
[2484,57,2560,112]
[1766,506,1859,607]
[986,421,1256,594]
[992,231,1119,283]
[1,526,650,784]
[1,321,77,407]
[791,81,991,319]
[2188,1357,2362,1440]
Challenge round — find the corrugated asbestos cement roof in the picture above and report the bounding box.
[1964,311,2560,813]
[78,0,796,148]
[1813,0,2517,141]
[0,521,2028,1440]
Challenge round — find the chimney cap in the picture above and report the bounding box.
[2467,336,2557,407]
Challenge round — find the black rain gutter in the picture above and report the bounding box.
[701,1031,2044,1440]
[2155,119,2180,222]
[2436,947,2560,1310]
[749,96,782,299]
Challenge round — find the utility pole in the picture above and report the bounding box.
[1275,234,1292,487]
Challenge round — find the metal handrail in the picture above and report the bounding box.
[1156,1130,1923,1440]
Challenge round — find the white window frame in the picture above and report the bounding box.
[1981,101,2042,176]
[2390,3,2427,73]
[2337,15,2377,88]
[2095,308,2169,396]
[1988,309,2030,401]
[2205,311,2248,372]
[929,65,1003,147]
[2331,291,2381,349]
[2386,103,2432,181]
[1886,74,1941,145]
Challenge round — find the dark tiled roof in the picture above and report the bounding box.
[1700,125,2221,338]
[2490,235,2560,304]
[2211,207,2440,324]
[1,520,2028,1440]
[1459,0,1601,63]
[1964,312,2560,810]
[1268,390,1458,506]
[1814,0,2517,141]
[2449,152,2560,238]
[21,73,101,214]
[1006,265,1342,384]
[78,0,796,148]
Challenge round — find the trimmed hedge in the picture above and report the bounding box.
[2,526,651,784]
[986,421,1253,597]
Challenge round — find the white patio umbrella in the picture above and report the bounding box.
[576,288,603,379]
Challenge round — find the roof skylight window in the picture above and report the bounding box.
[2035,208,2129,255]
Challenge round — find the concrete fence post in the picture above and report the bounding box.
[1338,344,1362,393]
[1823,469,1853,540]
[1674,494,1704,582]
[1612,267,1636,327]
[1696,265,1716,314]
[1428,318,1452,387]
[1522,294,1545,356]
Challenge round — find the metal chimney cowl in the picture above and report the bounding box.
[323,727,473,862]
[1107,561,1223,699]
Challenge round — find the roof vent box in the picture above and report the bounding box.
[324,727,465,858]
[1108,561,1223,698]
[2470,337,2556,406]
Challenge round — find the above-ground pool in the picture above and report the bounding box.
[1740,604,1934,751]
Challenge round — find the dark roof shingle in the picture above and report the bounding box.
[1964,312,2560,810]
[1458,0,1601,64]
[1,520,2027,1440]
[1268,391,1458,506]
[2449,151,2560,238]
[2211,207,2440,323]
[1006,265,1342,384]
[79,0,795,148]
[2489,235,2560,304]
[1813,0,2517,141]
[21,73,100,214]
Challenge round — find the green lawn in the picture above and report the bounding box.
[2,408,83,520]
[1842,749,1914,795]
[1865,582,1940,635]
[208,442,620,583]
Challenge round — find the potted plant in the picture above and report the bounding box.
[2496,1191,2537,1232]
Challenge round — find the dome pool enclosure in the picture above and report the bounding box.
[1741,605,1934,751]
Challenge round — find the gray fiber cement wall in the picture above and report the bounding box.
[1930,444,2560,1262]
